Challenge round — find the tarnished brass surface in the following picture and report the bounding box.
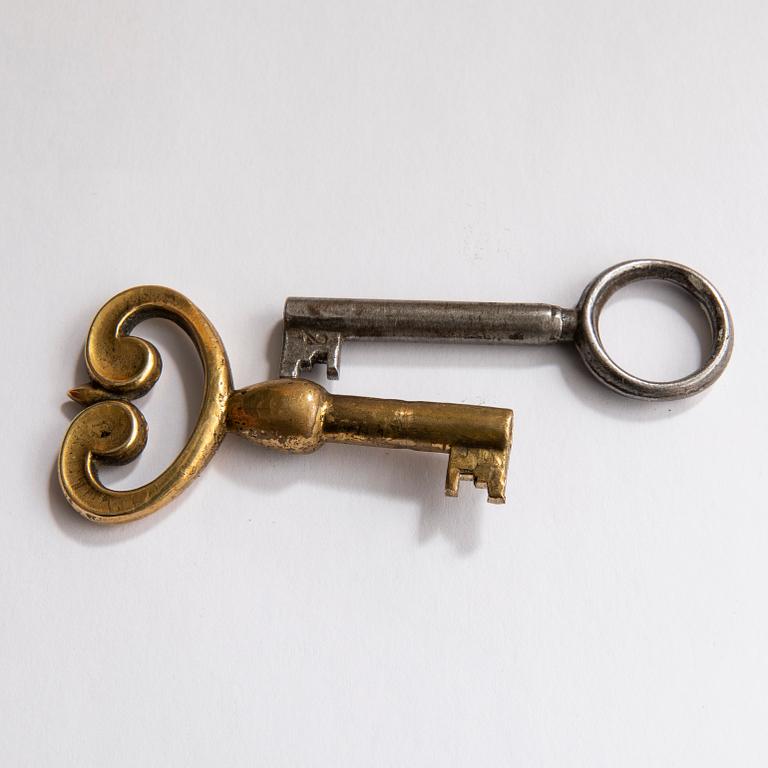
[59,287,514,523]
[228,379,512,502]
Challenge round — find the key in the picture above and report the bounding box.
[58,286,513,524]
[227,379,512,504]
[280,259,734,400]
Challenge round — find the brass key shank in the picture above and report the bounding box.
[228,379,512,503]
[58,286,513,524]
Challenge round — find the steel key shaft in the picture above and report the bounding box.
[280,259,734,400]
[281,299,576,379]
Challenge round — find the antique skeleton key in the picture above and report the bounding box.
[280,260,733,400]
[58,286,513,523]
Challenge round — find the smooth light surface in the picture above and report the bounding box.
[1,2,766,766]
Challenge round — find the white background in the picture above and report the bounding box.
[2,2,766,766]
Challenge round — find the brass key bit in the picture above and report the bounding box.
[58,286,513,524]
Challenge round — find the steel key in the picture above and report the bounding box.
[280,259,733,400]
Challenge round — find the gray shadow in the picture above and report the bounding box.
[214,435,485,555]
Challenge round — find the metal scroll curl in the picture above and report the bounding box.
[58,286,233,523]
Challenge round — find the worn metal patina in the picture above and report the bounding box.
[281,260,733,400]
[59,286,513,523]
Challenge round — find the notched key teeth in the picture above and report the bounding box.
[325,338,341,380]
[280,328,343,379]
[279,329,305,378]
[483,471,506,505]
[280,328,341,380]
[445,446,508,504]
[477,461,507,504]
[445,466,461,497]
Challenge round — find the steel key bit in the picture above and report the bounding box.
[58,286,513,524]
[280,260,734,400]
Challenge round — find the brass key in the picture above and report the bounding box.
[58,286,513,524]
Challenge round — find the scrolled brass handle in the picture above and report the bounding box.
[58,286,233,523]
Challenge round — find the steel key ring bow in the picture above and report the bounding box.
[575,260,734,399]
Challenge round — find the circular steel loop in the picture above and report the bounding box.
[575,260,733,400]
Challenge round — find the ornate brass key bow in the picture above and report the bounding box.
[58,287,513,523]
